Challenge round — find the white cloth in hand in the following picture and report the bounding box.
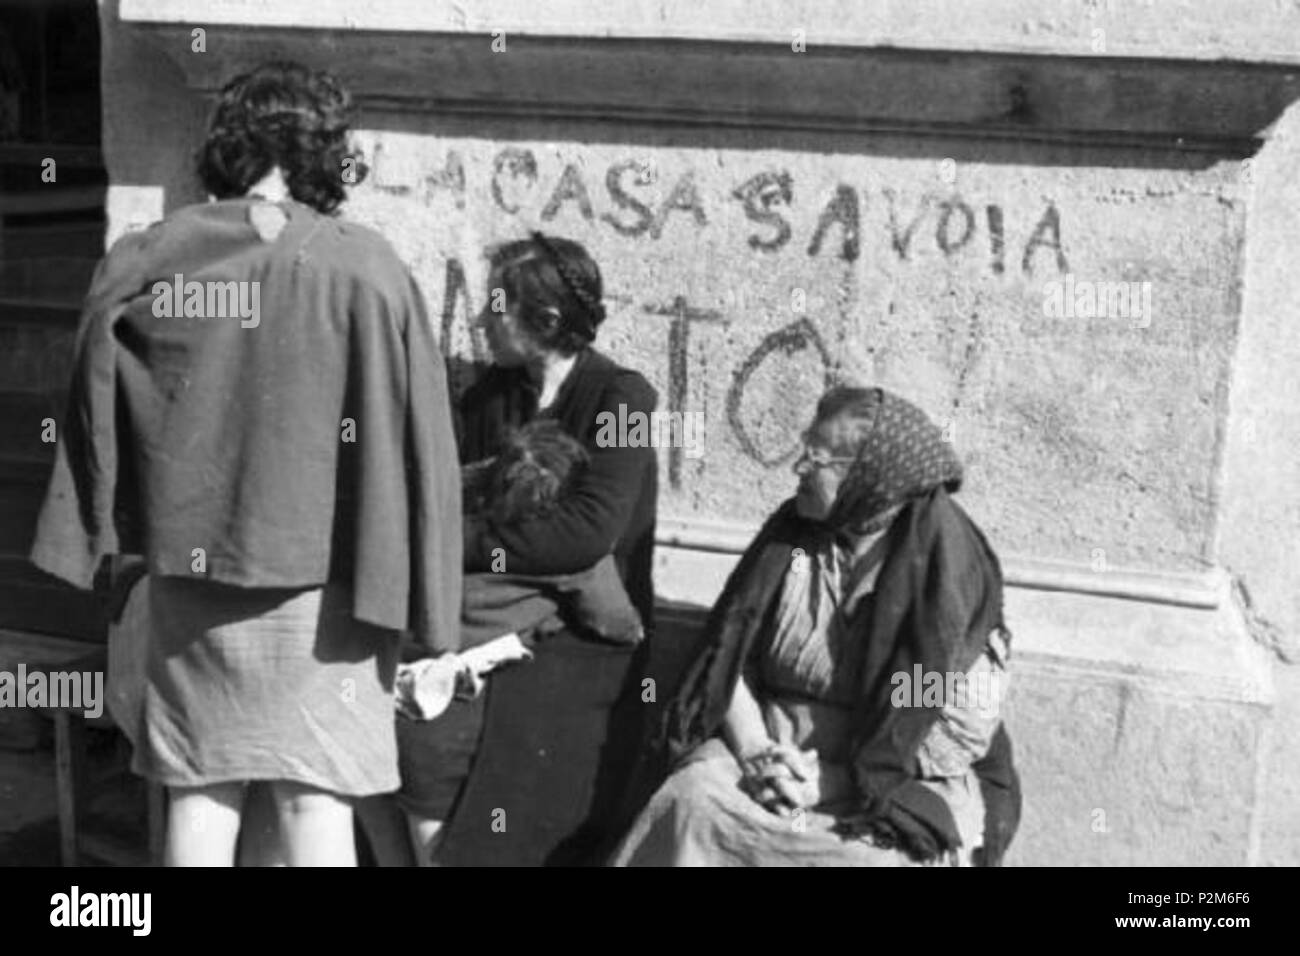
[395,632,534,721]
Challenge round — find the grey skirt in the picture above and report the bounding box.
[112,575,401,796]
[609,739,951,867]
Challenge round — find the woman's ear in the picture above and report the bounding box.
[539,306,562,329]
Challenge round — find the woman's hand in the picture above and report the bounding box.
[738,744,822,816]
[722,676,824,814]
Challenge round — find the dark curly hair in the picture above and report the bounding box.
[463,421,589,525]
[486,232,606,357]
[197,61,368,215]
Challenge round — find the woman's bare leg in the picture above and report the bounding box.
[354,793,416,867]
[165,782,246,867]
[270,780,357,866]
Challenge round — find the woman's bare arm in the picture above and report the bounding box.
[724,673,859,810]
[722,674,772,759]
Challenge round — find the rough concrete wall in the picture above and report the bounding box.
[1217,99,1300,866]
[1258,666,1300,866]
[344,123,1245,574]
[1218,99,1300,662]
[1003,661,1267,865]
[997,583,1272,865]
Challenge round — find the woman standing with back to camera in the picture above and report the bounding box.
[30,62,462,866]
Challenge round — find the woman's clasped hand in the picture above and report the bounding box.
[737,744,821,816]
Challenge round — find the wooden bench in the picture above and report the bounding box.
[4,634,165,866]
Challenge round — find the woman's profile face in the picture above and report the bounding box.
[478,268,545,367]
[792,413,856,522]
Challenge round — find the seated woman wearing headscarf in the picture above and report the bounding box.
[611,385,1021,867]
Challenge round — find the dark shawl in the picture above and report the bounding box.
[659,489,1021,864]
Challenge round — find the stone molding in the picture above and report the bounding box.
[117,17,1300,156]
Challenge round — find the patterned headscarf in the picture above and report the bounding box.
[821,386,963,533]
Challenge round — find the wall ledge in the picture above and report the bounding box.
[655,543,1274,708]
[657,514,1227,609]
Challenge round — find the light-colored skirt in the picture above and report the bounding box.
[109,575,401,796]
[609,738,955,867]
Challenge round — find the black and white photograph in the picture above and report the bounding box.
[0,0,1294,913]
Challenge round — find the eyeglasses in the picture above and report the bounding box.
[792,446,857,475]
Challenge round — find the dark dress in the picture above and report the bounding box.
[432,347,659,865]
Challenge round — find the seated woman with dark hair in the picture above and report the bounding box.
[369,420,644,865]
[359,232,659,867]
[437,233,659,867]
[612,385,1020,867]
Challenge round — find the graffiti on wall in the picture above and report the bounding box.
[368,144,1071,488]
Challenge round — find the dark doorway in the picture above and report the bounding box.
[0,0,106,641]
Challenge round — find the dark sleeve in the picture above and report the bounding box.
[974,724,1021,866]
[463,370,658,574]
